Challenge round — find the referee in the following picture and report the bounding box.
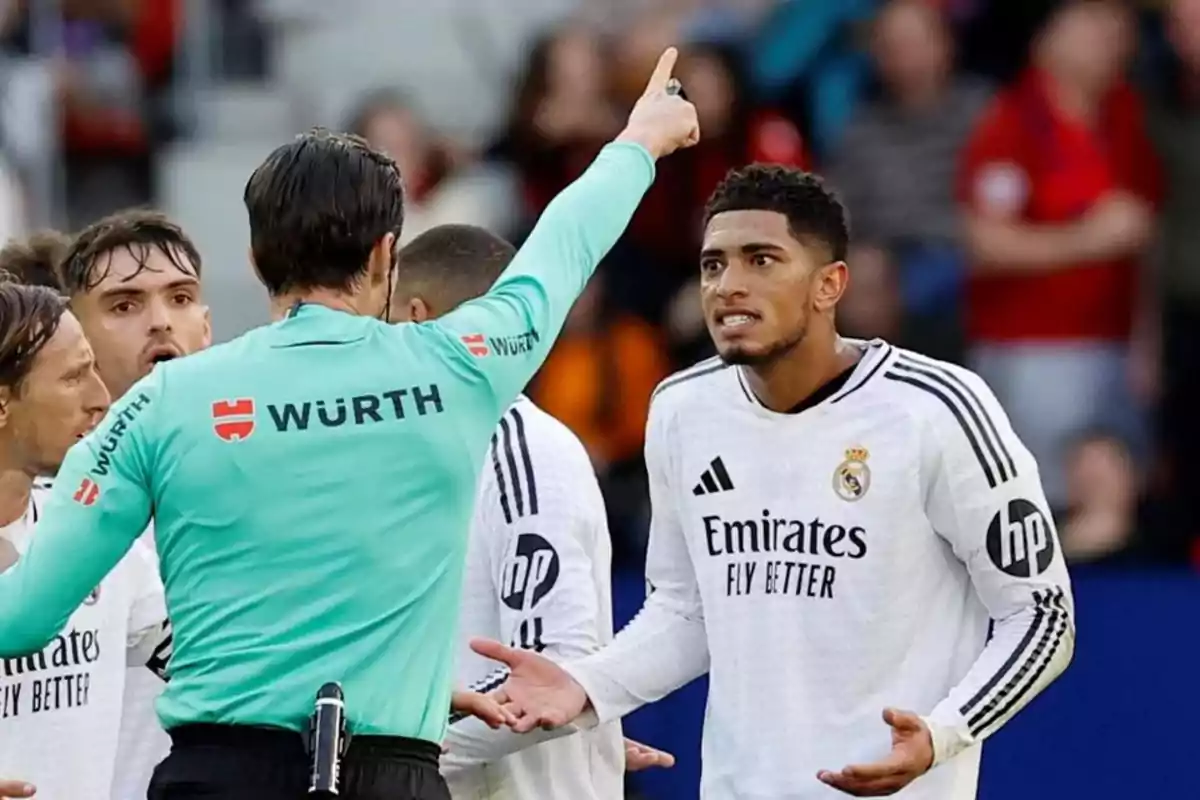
[0,50,697,800]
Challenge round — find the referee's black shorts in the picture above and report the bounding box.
[149,724,450,800]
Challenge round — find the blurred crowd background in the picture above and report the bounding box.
[2,0,1199,796]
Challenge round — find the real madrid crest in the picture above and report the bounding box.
[833,446,871,502]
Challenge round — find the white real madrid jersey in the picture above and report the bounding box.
[443,395,624,800]
[565,341,1075,800]
[0,480,168,800]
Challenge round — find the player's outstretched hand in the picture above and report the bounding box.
[614,47,700,160]
[624,738,676,772]
[817,708,934,796]
[469,638,589,733]
[450,689,517,730]
[0,779,35,798]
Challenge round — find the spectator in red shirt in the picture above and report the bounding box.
[958,0,1161,511]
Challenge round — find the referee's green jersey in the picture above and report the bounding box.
[0,142,655,743]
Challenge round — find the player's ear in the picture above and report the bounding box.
[200,305,213,348]
[406,296,432,323]
[812,260,849,313]
[0,387,11,430]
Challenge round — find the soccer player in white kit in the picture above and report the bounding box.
[54,209,213,800]
[0,278,170,800]
[473,165,1076,799]
[391,224,671,800]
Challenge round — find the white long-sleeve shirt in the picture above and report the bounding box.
[443,396,624,800]
[0,480,169,800]
[565,341,1075,800]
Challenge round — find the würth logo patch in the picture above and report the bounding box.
[212,398,256,441]
[73,478,100,506]
[461,334,489,357]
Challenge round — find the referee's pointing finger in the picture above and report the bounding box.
[642,47,679,96]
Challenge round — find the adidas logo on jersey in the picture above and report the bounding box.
[693,457,735,496]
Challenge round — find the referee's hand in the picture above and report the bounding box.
[0,779,35,798]
[817,708,934,796]
[469,638,588,733]
[614,47,700,160]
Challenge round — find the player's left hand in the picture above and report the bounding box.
[624,738,675,772]
[451,689,517,730]
[817,708,934,796]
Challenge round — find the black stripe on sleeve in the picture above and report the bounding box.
[899,354,1017,479]
[893,356,1013,484]
[511,408,539,517]
[490,433,513,525]
[498,415,526,518]
[970,594,1070,738]
[963,589,1067,737]
[958,591,1049,717]
[885,370,1000,487]
[146,625,173,680]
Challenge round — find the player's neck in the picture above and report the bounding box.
[742,333,861,414]
[0,468,31,528]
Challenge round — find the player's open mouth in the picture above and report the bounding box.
[715,310,760,331]
[146,346,181,364]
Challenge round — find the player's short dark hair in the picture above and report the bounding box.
[243,128,405,297]
[704,165,850,262]
[0,274,68,392]
[59,208,202,296]
[0,230,71,291]
[393,224,515,313]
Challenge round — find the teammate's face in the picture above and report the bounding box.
[71,246,210,399]
[0,312,110,474]
[700,210,844,365]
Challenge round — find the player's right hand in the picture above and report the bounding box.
[0,779,35,798]
[615,47,700,160]
[469,638,589,733]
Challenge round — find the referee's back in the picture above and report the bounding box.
[0,135,659,745]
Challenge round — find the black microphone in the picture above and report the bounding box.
[308,682,348,796]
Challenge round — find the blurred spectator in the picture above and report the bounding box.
[349,89,515,242]
[488,25,621,222]
[1059,431,1148,565]
[1146,0,1200,558]
[958,0,1159,509]
[529,274,670,563]
[827,0,991,362]
[0,0,182,226]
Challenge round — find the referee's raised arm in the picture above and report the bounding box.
[0,48,698,800]
[434,47,699,410]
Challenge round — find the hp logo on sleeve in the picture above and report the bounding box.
[500,533,560,611]
[986,498,1055,578]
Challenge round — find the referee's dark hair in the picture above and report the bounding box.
[0,231,71,291]
[0,273,68,391]
[244,127,405,296]
[704,165,850,263]
[58,208,203,297]
[391,225,516,319]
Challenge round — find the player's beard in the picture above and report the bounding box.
[716,319,809,367]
